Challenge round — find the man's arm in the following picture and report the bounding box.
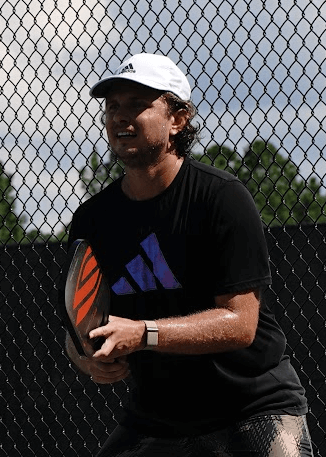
[90,288,260,360]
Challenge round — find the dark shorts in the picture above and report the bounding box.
[96,414,313,457]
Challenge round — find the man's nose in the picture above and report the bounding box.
[113,105,130,123]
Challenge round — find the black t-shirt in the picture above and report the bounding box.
[68,156,307,436]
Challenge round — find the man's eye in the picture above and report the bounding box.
[107,104,117,112]
[132,100,147,109]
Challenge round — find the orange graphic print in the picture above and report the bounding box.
[73,246,102,325]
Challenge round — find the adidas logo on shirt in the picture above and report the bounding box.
[112,233,181,295]
[119,63,136,74]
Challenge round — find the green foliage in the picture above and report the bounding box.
[24,228,68,244]
[194,139,326,227]
[0,162,25,244]
[2,137,325,246]
[79,147,124,198]
[0,161,69,245]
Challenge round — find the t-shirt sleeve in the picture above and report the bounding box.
[210,180,272,296]
[66,199,93,249]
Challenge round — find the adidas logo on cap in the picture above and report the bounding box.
[118,63,135,74]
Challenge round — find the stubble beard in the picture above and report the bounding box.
[112,141,167,170]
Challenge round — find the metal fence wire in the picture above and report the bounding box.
[1,0,326,456]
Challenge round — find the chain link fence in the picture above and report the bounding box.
[1,0,326,455]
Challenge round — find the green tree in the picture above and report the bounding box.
[194,139,326,226]
[80,146,124,198]
[24,226,68,244]
[0,161,69,245]
[77,142,326,226]
[0,161,25,244]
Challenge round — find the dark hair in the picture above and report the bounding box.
[161,92,200,157]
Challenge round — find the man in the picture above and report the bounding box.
[65,53,313,456]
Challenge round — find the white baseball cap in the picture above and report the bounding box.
[89,53,191,101]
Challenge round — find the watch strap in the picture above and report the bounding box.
[143,320,158,350]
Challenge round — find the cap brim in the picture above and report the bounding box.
[90,75,170,98]
[89,77,121,98]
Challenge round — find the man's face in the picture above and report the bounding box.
[104,81,175,169]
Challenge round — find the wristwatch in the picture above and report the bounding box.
[143,320,159,350]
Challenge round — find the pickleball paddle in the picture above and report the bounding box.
[61,239,109,356]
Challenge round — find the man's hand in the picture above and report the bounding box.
[89,315,146,360]
[65,332,130,384]
[88,356,130,384]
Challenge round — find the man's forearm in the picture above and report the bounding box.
[153,290,260,354]
[152,308,252,354]
[90,290,260,359]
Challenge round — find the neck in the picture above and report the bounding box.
[122,155,184,201]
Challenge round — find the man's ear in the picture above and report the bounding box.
[169,109,188,136]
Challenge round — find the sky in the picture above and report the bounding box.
[1,0,325,234]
